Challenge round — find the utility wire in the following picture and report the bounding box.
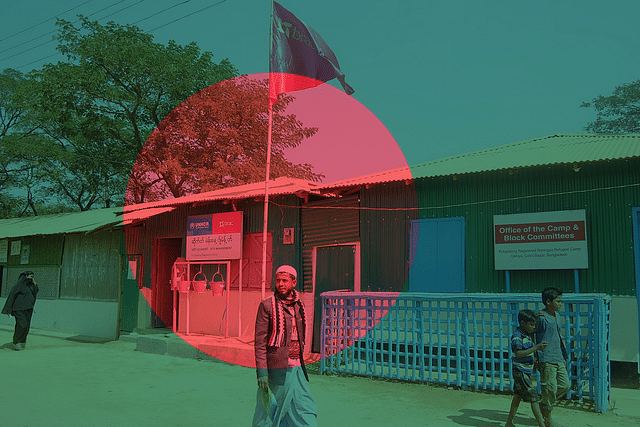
[0,0,128,57]
[132,0,192,25]
[94,0,145,22]
[270,180,640,212]
[0,0,94,43]
[4,0,227,70]
[148,0,226,31]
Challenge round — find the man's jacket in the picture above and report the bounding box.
[254,296,308,385]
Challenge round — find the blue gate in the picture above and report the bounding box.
[320,292,611,413]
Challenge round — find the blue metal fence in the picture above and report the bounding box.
[320,292,611,413]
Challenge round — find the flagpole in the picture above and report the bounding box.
[261,0,275,301]
[261,105,273,301]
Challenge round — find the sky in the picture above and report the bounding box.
[2,0,640,182]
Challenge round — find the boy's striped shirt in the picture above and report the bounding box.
[511,327,535,374]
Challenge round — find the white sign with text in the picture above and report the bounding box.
[494,210,588,270]
[186,211,243,261]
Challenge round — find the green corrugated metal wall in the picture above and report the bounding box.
[129,157,639,297]
[4,235,64,266]
[360,182,418,292]
[61,230,121,300]
[361,158,639,296]
[413,159,640,296]
[300,196,359,293]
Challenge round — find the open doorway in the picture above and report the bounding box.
[152,237,182,329]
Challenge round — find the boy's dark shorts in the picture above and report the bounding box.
[512,369,541,403]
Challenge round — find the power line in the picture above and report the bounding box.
[271,181,640,212]
[132,0,192,25]
[148,0,226,31]
[4,0,227,71]
[0,0,94,43]
[0,0,128,56]
[95,0,145,22]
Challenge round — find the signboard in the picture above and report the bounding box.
[186,211,243,260]
[494,210,588,270]
[0,240,7,263]
[10,240,20,256]
[20,245,30,265]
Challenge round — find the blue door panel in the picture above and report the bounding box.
[410,217,465,293]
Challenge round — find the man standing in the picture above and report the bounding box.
[2,271,39,351]
[253,265,318,427]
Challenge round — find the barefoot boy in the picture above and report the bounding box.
[535,287,569,427]
[506,309,548,427]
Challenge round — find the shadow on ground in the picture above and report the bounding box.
[448,409,539,427]
[611,361,640,389]
[65,335,112,344]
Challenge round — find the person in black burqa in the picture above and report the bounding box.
[2,271,39,351]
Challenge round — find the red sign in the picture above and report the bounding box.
[495,221,585,244]
[211,211,243,234]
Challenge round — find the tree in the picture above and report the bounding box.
[13,16,238,211]
[0,69,27,138]
[0,68,41,217]
[1,117,81,217]
[127,75,322,204]
[581,79,640,133]
[0,69,27,195]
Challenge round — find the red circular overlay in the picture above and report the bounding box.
[123,73,417,367]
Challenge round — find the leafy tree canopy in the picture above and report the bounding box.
[2,16,323,215]
[581,79,640,133]
[127,76,321,204]
[0,68,27,138]
[2,16,238,215]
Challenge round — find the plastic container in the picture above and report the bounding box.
[193,272,208,293]
[210,272,225,297]
[176,280,191,292]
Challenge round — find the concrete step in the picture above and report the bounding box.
[133,331,321,368]
[134,332,254,366]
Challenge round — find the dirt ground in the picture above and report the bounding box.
[1,327,638,427]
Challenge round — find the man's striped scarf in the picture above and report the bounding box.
[268,290,306,348]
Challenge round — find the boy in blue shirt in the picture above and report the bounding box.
[535,287,569,427]
[506,309,547,427]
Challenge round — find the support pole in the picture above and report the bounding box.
[239,260,243,336]
[186,290,190,335]
[173,289,177,333]
[261,104,274,301]
[225,261,230,338]
[505,270,511,293]
[263,0,275,302]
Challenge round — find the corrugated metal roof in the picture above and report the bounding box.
[121,207,176,224]
[409,133,640,179]
[124,177,324,212]
[317,166,413,190]
[0,206,178,239]
[0,178,320,238]
[6,134,636,239]
[0,208,123,239]
[319,133,640,190]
